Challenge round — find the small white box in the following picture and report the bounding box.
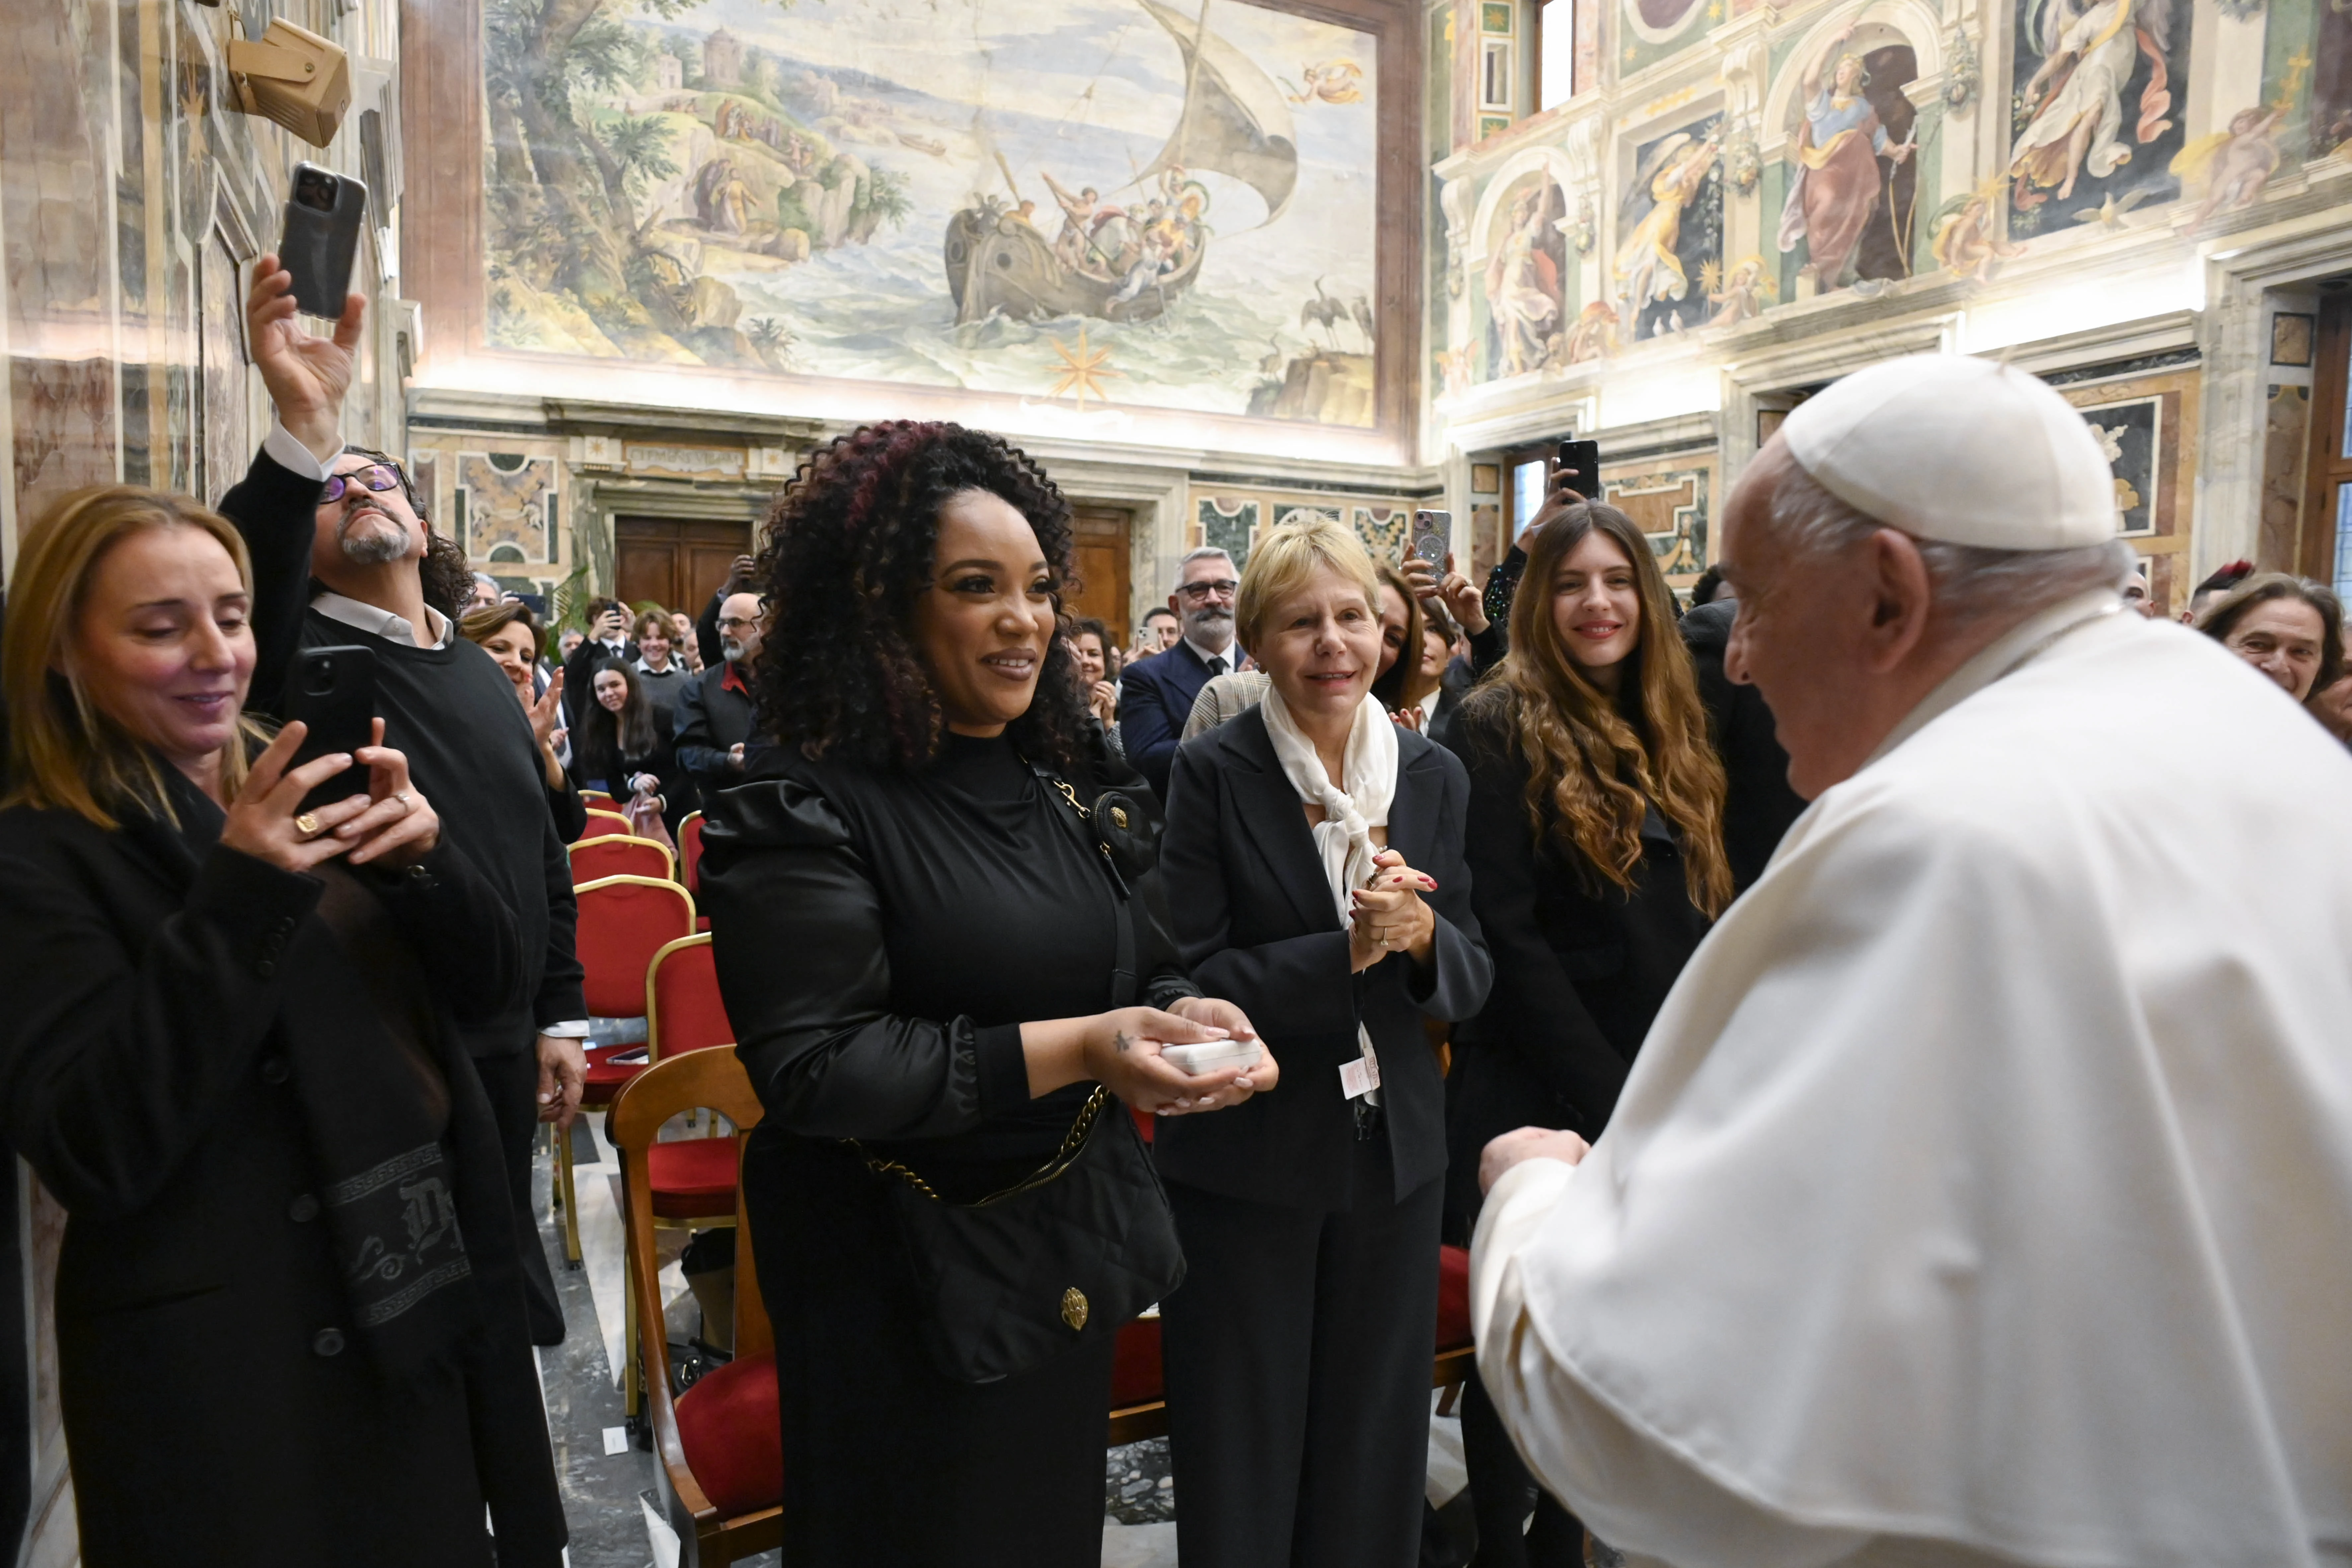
[1160,1041,1264,1077]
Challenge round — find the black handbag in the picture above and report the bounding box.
[845,759,1185,1385]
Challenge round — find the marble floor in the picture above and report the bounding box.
[531,1111,1469,1568]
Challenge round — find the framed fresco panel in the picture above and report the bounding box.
[406,0,1422,462]
[1601,454,1715,584]
[2058,367,2201,613]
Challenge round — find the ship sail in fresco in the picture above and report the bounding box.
[944,0,1300,325]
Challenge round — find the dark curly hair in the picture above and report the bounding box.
[750,420,1090,773]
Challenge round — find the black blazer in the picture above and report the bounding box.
[1156,707,1492,1209]
[0,793,563,1565]
[1120,640,1224,798]
[1678,598,1806,892]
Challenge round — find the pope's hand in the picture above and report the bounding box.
[1479,1126,1590,1195]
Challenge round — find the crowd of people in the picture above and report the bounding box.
[0,255,2347,1568]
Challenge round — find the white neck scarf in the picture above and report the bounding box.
[1260,687,1398,923]
[1262,687,1398,1103]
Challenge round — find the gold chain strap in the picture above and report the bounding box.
[852,1084,1112,1207]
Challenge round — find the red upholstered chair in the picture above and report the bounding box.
[678,811,707,894]
[612,1050,780,1566]
[569,834,675,886]
[581,787,615,804]
[555,876,696,1268]
[646,934,731,1062]
[1434,1243,1475,1413]
[578,808,633,842]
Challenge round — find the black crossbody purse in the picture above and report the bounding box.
[844,760,1184,1384]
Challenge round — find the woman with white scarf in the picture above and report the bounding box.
[1157,516,1493,1568]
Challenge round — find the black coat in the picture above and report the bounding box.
[1444,703,1714,1224]
[1678,598,1807,892]
[0,793,565,1567]
[1157,707,1492,1209]
[672,661,759,800]
[1119,640,1225,799]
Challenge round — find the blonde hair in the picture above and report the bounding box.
[2,485,271,829]
[1233,516,1382,655]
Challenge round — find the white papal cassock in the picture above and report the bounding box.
[1471,589,2352,1568]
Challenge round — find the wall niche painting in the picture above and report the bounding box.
[482,0,1384,428]
[1776,27,1921,293]
[1197,495,1261,569]
[1479,171,1569,380]
[1615,114,1724,342]
[2007,0,2191,236]
[1601,456,1712,585]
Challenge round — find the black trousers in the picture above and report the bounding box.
[1460,1366,1584,1567]
[1161,1135,1443,1568]
[470,1046,566,1346]
[745,1127,1116,1568]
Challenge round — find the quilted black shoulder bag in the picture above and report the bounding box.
[845,759,1184,1384]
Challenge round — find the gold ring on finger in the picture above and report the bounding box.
[293,812,323,837]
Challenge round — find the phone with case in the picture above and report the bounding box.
[278,162,369,319]
[283,646,378,815]
[1555,439,1602,506]
[1411,509,1451,567]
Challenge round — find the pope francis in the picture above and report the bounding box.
[1471,353,2352,1568]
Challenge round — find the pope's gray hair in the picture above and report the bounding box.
[1769,461,2134,624]
[1171,546,1235,592]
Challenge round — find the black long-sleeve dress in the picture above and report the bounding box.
[699,730,1198,1568]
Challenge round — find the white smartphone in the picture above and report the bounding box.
[1159,1040,1264,1077]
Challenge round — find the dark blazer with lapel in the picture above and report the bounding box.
[1120,640,1223,798]
[1156,707,1492,1210]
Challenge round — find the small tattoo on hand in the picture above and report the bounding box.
[1113,1031,1132,1054]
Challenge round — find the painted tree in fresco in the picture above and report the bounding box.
[484,0,797,363]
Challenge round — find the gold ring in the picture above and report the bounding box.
[293,812,323,837]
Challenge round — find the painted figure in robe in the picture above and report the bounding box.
[1613,131,1721,333]
[2011,0,2174,206]
[1776,24,1912,290]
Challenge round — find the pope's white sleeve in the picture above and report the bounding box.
[1470,1159,1876,1568]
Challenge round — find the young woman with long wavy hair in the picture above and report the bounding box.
[1444,500,1730,1568]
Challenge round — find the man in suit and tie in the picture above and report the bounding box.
[1120,547,1241,797]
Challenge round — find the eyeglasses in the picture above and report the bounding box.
[1175,578,1239,602]
[319,463,404,504]
[717,617,759,631]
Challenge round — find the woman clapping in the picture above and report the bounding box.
[1157,515,1492,1568]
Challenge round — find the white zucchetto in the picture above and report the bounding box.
[1781,353,2120,551]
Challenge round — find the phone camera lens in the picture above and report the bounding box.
[295,171,338,213]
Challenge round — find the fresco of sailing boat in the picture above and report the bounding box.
[944,0,1298,327]
[479,0,1379,428]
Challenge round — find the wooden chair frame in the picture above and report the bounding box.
[568,832,677,884]
[611,1052,778,1567]
[578,808,635,842]
[677,810,707,893]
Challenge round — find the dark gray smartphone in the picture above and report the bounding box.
[1411,510,1451,566]
[284,646,377,814]
[1556,439,1602,504]
[278,162,369,318]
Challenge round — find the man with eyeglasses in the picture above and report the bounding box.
[1119,546,1241,798]
[216,258,589,1348]
[673,587,766,816]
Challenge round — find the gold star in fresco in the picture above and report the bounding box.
[1047,328,1120,410]
[1707,1,1723,18]
[1623,42,1637,62]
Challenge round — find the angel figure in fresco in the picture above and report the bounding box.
[1704,256,1775,325]
[1485,184,1565,377]
[1287,59,1366,105]
[1613,127,1722,335]
[2010,0,2174,207]
[2170,105,2284,232]
[1930,174,2027,282]
[1777,22,1914,291]
[1564,300,1620,364]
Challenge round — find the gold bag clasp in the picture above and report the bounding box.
[1060,1286,1089,1332]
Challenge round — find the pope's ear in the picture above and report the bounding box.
[1862,528,1935,669]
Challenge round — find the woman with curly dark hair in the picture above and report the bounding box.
[1444,500,1731,1567]
[699,420,1277,1568]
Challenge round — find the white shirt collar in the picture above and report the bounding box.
[633,655,675,677]
[1184,635,1235,671]
[311,590,453,650]
[1861,588,2123,772]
